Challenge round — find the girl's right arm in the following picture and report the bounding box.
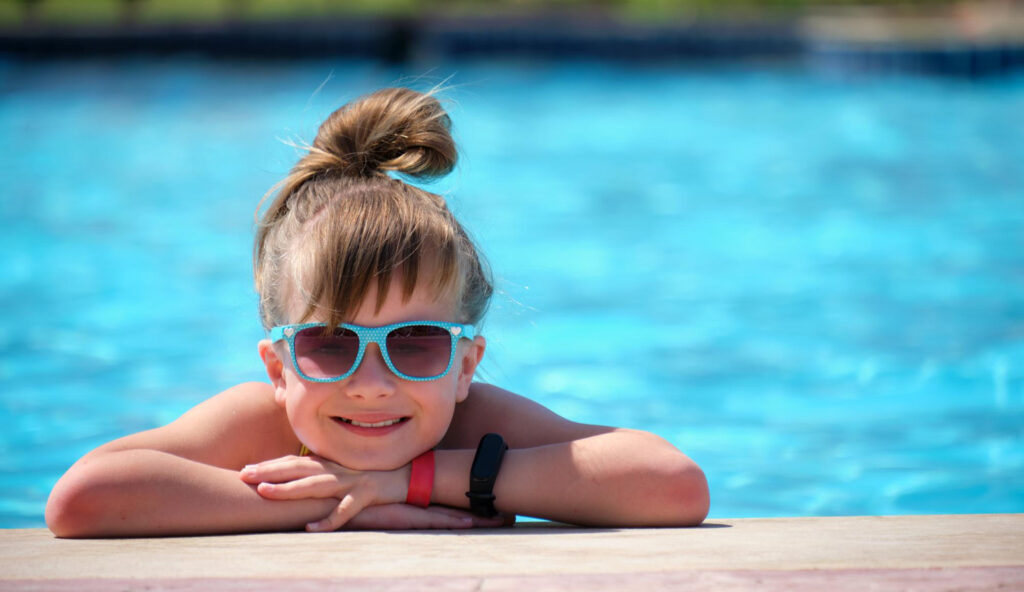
[46,382,483,537]
[45,382,338,537]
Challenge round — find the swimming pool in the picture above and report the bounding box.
[1,57,1022,527]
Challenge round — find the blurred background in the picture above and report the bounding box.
[0,0,1022,527]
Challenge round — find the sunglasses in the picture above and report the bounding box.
[269,321,476,383]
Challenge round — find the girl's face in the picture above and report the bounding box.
[258,278,485,471]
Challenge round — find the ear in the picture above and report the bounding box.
[258,339,289,408]
[454,336,486,403]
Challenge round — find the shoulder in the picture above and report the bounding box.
[94,382,298,469]
[179,382,299,465]
[178,381,280,423]
[443,383,613,449]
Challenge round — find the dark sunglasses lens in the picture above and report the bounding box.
[292,326,359,379]
[386,325,454,378]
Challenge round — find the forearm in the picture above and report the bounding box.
[46,449,337,538]
[432,429,709,527]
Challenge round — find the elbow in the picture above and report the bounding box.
[46,473,106,538]
[613,431,710,527]
[46,480,91,538]
[672,461,710,526]
[649,456,709,527]
[46,457,124,538]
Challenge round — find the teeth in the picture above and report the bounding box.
[343,418,404,428]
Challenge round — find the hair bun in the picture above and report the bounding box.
[312,87,456,180]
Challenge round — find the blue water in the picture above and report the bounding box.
[1,57,1022,527]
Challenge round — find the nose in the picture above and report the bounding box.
[344,343,396,399]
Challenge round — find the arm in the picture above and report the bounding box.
[46,448,339,537]
[432,430,707,527]
[435,383,709,526]
[45,382,481,537]
[45,383,331,537]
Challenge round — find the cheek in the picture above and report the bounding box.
[424,380,461,428]
[283,384,331,448]
[283,382,326,424]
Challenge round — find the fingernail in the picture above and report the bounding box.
[306,521,322,532]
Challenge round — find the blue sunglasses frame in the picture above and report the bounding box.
[269,321,476,383]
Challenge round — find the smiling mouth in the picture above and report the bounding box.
[334,417,410,428]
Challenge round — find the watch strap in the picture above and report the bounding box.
[466,433,507,518]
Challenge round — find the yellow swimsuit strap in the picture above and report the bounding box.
[299,444,310,456]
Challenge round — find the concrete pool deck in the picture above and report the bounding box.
[0,514,1021,590]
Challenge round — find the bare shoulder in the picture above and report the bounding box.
[443,383,614,449]
[89,382,298,469]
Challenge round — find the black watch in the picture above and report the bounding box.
[465,433,507,518]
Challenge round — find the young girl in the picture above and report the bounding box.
[45,88,709,537]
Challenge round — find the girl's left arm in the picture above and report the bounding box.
[433,383,709,527]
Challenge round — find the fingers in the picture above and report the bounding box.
[342,504,509,531]
[421,505,507,527]
[306,495,365,532]
[256,473,367,501]
[239,455,337,485]
[343,504,470,530]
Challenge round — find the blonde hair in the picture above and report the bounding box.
[254,87,492,329]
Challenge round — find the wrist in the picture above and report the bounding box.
[379,462,413,505]
[423,448,477,509]
[466,433,507,517]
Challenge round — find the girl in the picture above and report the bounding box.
[45,88,709,537]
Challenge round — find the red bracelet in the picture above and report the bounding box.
[405,449,434,508]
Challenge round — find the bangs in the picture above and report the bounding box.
[288,180,461,327]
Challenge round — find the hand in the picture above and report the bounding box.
[343,504,512,530]
[240,454,407,532]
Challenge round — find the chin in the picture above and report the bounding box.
[332,452,410,472]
